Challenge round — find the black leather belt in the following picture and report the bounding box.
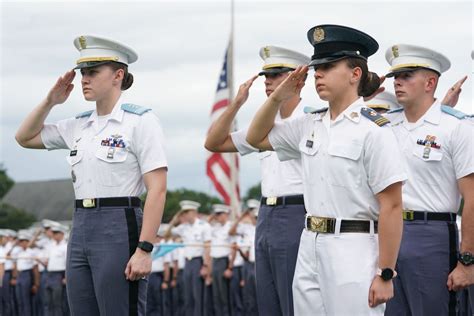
[261,195,304,206]
[306,216,378,234]
[403,210,456,222]
[75,196,141,209]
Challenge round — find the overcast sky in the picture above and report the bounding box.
[0,0,472,198]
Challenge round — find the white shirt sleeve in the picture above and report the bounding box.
[364,127,408,194]
[40,117,77,150]
[133,112,168,174]
[202,222,212,242]
[268,115,306,161]
[171,224,184,237]
[451,120,474,179]
[230,127,259,156]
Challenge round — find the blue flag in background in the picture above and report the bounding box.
[152,243,185,260]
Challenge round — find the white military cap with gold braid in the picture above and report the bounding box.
[73,35,138,69]
[366,91,401,111]
[385,44,450,77]
[258,45,310,76]
[179,200,201,212]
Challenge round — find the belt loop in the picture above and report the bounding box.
[304,213,310,231]
[334,218,342,237]
[281,196,286,206]
[369,220,375,236]
[128,196,132,208]
[423,211,428,223]
[96,198,100,209]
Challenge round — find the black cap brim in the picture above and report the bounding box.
[258,67,294,76]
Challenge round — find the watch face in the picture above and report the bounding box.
[459,252,473,265]
[381,268,394,281]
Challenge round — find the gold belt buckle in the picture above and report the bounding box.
[266,197,277,206]
[308,216,330,233]
[82,198,96,208]
[403,210,414,221]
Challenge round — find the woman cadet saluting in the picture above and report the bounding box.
[246,25,407,315]
[15,35,168,315]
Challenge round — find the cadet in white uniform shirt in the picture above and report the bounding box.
[39,224,68,316]
[247,24,407,315]
[12,232,40,316]
[208,204,232,316]
[15,35,168,315]
[167,200,212,316]
[383,44,474,316]
[205,46,310,316]
[2,230,17,316]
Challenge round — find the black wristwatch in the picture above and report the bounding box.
[377,268,397,281]
[458,252,473,266]
[137,241,154,253]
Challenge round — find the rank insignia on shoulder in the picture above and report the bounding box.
[75,110,94,119]
[121,103,151,115]
[441,105,467,120]
[360,107,390,126]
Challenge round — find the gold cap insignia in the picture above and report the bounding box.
[392,45,399,58]
[79,36,87,50]
[314,27,325,42]
[263,47,271,58]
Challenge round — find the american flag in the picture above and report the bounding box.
[206,40,241,214]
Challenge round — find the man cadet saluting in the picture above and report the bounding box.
[205,46,310,316]
[383,44,474,316]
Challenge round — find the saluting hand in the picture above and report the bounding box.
[442,75,467,108]
[124,248,152,282]
[272,66,308,103]
[368,276,394,308]
[233,75,259,108]
[45,70,76,107]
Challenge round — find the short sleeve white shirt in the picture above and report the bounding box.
[40,97,168,199]
[269,98,407,220]
[230,102,306,197]
[171,219,212,259]
[210,222,232,258]
[386,101,474,213]
[47,240,67,272]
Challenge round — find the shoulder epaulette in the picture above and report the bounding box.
[360,107,390,127]
[441,105,467,119]
[304,106,328,114]
[121,103,151,116]
[75,110,94,119]
[387,108,404,114]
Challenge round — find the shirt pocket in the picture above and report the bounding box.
[327,142,363,188]
[411,146,443,185]
[298,138,320,184]
[66,150,84,190]
[95,146,130,187]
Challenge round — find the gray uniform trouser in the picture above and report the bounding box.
[386,218,459,316]
[183,257,204,316]
[255,201,306,316]
[66,204,147,315]
[230,266,243,316]
[44,271,65,316]
[16,269,33,316]
[211,257,230,316]
[172,269,185,316]
[2,270,15,316]
[243,261,258,316]
[146,271,169,316]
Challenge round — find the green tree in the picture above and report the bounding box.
[243,183,261,201]
[0,165,14,199]
[142,188,222,223]
[0,203,37,230]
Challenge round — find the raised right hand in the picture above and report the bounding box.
[233,75,259,108]
[271,66,308,103]
[45,70,76,106]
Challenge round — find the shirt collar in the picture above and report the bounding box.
[322,97,364,123]
[81,94,125,128]
[397,98,441,129]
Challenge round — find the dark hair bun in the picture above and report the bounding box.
[121,72,134,90]
[360,71,380,97]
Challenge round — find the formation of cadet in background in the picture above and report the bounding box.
[0,199,260,316]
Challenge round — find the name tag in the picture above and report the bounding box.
[70,150,78,157]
